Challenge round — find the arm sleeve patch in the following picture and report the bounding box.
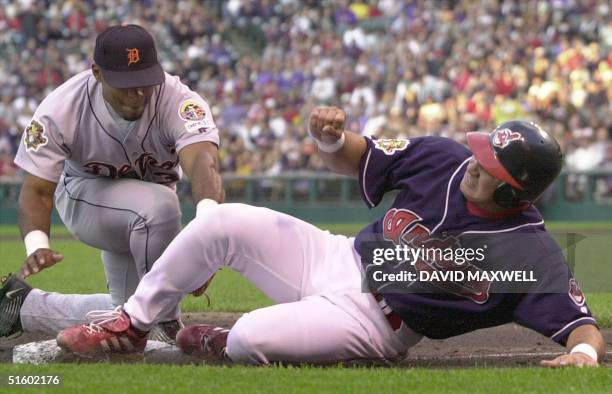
[23,119,48,152]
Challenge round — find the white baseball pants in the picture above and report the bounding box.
[124,203,422,364]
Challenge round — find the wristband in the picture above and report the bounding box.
[24,230,50,256]
[315,132,346,154]
[196,198,218,217]
[570,343,598,362]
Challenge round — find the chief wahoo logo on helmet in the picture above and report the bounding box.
[491,128,523,149]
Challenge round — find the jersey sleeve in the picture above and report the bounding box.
[512,250,597,345]
[13,115,69,183]
[159,74,220,152]
[358,136,468,208]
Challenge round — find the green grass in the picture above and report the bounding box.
[0,364,611,394]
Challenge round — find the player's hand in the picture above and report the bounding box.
[309,106,346,144]
[20,248,64,278]
[540,352,598,368]
[191,274,215,297]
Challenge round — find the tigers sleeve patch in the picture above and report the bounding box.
[373,138,409,155]
[178,99,215,134]
[24,119,48,151]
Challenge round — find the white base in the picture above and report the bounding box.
[12,340,199,365]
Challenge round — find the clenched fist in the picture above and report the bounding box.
[309,106,346,145]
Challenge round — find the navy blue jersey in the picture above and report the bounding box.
[355,136,596,345]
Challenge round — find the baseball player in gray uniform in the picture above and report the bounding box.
[0,24,223,340]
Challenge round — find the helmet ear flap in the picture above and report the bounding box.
[493,183,528,208]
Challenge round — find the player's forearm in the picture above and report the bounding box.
[18,182,54,238]
[566,324,605,361]
[318,131,367,178]
[189,151,224,203]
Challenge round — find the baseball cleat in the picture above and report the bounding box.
[56,307,148,355]
[149,318,184,345]
[176,324,230,360]
[0,273,32,338]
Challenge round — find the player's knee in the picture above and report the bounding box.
[146,188,181,225]
[198,203,249,220]
[192,203,254,235]
[225,314,269,365]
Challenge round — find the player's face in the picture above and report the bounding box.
[93,65,155,121]
[101,83,155,121]
[460,156,504,209]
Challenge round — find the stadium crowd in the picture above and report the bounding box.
[0,0,610,198]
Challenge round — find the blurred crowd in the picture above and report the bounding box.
[0,0,610,198]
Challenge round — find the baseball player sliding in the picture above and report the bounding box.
[10,105,607,367]
[0,24,222,341]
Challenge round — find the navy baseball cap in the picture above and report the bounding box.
[94,24,164,89]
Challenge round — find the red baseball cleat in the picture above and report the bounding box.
[56,307,148,355]
[176,324,230,360]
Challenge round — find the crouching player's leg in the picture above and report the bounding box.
[56,203,421,362]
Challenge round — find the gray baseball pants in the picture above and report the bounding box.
[20,175,182,334]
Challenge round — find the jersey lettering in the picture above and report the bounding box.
[83,152,179,184]
[382,208,491,303]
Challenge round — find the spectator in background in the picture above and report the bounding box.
[566,127,606,200]
[593,127,612,201]
[311,66,336,104]
[0,0,610,203]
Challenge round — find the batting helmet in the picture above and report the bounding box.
[466,120,563,208]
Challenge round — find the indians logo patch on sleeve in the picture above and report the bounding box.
[23,119,48,151]
[178,99,215,133]
[568,278,585,306]
[374,138,409,155]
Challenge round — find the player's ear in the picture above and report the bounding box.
[91,64,102,82]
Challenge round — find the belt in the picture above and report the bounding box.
[373,293,403,331]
